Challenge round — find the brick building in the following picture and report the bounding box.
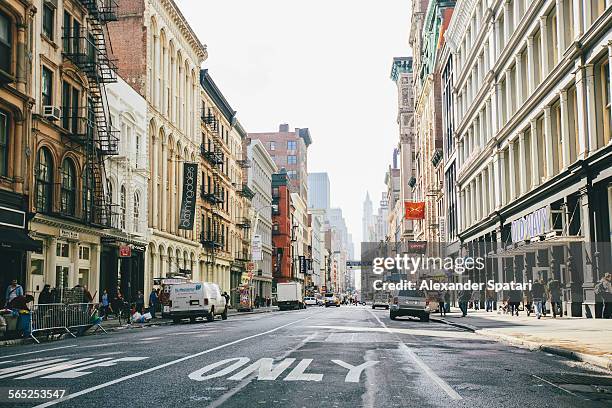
[249,124,312,202]
[271,170,293,284]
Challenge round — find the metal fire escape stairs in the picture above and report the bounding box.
[62,0,119,228]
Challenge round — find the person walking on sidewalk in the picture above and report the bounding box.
[485,289,495,312]
[4,279,23,307]
[101,289,111,320]
[523,289,533,317]
[595,273,612,318]
[135,291,144,314]
[547,278,562,318]
[508,289,522,316]
[149,288,158,319]
[458,289,472,317]
[531,279,545,319]
[437,291,446,317]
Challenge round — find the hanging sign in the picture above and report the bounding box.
[179,163,198,230]
[404,201,425,220]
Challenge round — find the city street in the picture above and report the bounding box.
[0,307,610,408]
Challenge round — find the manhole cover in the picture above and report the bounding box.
[539,374,612,386]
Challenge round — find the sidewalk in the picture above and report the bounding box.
[0,306,279,346]
[431,308,612,372]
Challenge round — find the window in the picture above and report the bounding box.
[35,148,53,213]
[287,140,297,150]
[60,158,76,215]
[62,12,80,54]
[79,245,90,260]
[43,4,54,40]
[120,185,126,229]
[0,11,11,73]
[135,134,141,167]
[133,192,140,231]
[602,60,611,146]
[287,155,297,164]
[78,268,89,287]
[0,110,8,176]
[269,141,276,151]
[56,242,69,258]
[42,66,53,106]
[62,81,80,132]
[272,187,279,197]
[287,170,297,179]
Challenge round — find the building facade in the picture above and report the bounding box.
[247,139,277,300]
[307,172,330,210]
[249,124,312,202]
[390,56,416,242]
[271,170,293,285]
[446,0,611,316]
[109,0,206,296]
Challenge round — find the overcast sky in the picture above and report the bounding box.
[176,0,412,251]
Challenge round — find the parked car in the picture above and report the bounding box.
[161,282,228,323]
[390,289,430,322]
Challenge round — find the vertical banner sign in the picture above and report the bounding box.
[252,234,263,261]
[179,163,198,230]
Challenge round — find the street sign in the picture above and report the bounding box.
[119,245,132,258]
[252,234,263,261]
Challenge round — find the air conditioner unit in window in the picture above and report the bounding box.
[43,106,61,121]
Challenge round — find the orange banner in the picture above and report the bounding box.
[404,201,425,220]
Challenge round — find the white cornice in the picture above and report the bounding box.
[446,0,477,52]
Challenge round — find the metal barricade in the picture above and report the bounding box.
[29,303,106,344]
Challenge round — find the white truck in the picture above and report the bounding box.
[276,282,304,311]
[161,282,228,323]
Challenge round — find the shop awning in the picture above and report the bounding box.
[0,228,42,252]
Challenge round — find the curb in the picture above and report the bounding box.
[431,316,612,372]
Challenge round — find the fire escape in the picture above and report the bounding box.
[61,0,119,228]
[200,111,224,261]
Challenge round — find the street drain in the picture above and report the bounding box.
[538,374,612,386]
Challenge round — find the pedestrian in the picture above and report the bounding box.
[222,291,230,308]
[255,295,260,308]
[83,285,94,303]
[4,279,23,307]
[267,297,271,307]
[531,279,545,319]
[101,289,111,319]
[471,291,480,310]
[508,289,522,316]
[8,294,34,337]
[38,284,53,304]
[523,289,533,317]
[547,278,562,318]
[135,291,144,314]
[444,291,451,314]
[438,291,446,317]
[485,288,495,312]
[458,289,471,317]
[594,273,612,319]
[149,287,158,318]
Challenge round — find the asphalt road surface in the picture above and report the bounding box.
[0,306,610,408]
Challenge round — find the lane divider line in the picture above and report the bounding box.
[1,345,78,358]
[34,313,319,408]
[367,308,462,401]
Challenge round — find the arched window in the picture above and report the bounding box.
[60,158,76,215]
[120,185,126,229]
[133,191,140,232]
[0,11,12,73]
[35,148,53,213]
[82,166,93,222]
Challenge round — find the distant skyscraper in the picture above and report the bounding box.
[362,192,374,242]
[307,173,331,210]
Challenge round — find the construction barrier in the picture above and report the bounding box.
[29,303,106,344]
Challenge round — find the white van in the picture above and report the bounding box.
[161,282,228,323]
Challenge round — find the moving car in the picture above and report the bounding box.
[372,292,390,309]
[390,289,430,322]
[161,282,228,323]
[304,296,317,306]
[324,293,340,307]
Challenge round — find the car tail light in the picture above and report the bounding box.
[204,298,209,305]
[393,297,399,304]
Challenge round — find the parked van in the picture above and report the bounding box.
[161,282,228,323]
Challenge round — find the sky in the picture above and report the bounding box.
[176,0,412,250]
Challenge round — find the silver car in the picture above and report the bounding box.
[390,290,430,322]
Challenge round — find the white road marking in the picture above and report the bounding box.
[0,345,77,357]
[284,359,323,382]
[206,332,318,408]
[0,359,69,378]
[532,375,583,399]
[228,358,295,381]
[15,358,109,379]
[141,337,163,341]
[368,309,462,400]
[43,357,148,379]
[34,313,317,407]
[331,360,378,383]
[189,358,251,381]
[78,342,124,348]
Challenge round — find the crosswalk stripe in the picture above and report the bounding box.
[15,358,102,379]
[0,358,69,378]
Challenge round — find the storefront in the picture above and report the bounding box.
[28,216,100,302]
[0,191,41,305]
[99,235,146,303]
